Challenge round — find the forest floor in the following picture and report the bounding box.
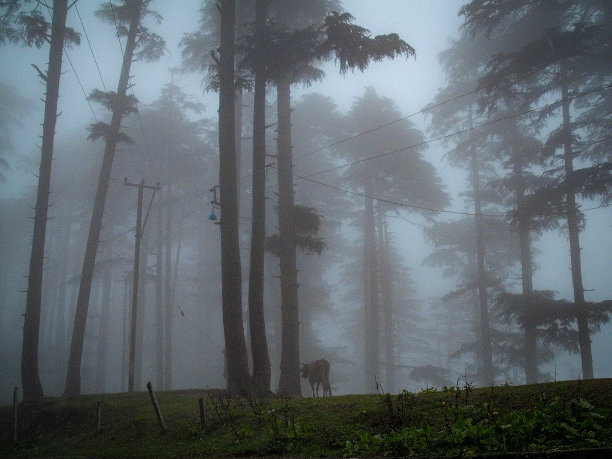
[1,378,612,457]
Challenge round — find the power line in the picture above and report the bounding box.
[107,0,160,178]
[298,84,612,180]
[291,169,505,217]
[62,49,98,120]
[292,36,612,164]
[41,2,98,121]
[272,84,612,219]
[74,1,107,92]
[291,169,612,219]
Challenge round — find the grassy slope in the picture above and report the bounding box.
[0,379,611,457]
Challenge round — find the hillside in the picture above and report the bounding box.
[1,379,612,457]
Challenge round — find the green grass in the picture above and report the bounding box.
[1,379,612,457]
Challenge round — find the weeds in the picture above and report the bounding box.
[344,380,610,457]
[1,380,610,457]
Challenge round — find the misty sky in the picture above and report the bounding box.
[1,0,611,380]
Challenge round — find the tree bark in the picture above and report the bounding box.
[155,201,164,390]
[276,78,301,397]
[469,105,493,386]
[64,0,143,397]
[21,0,69,401]
[513,157,537,384]
[378,205,395,393]
[164,187,173,390]
[95,261,112,393]
[218,0,252,395]
[363,174,379,393]
[248,0,272,397]
[561,73,593,379]
[54,211,70,359]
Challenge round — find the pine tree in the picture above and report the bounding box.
[64,0,164,397]
[461,0,612,380]
[2,0,81,401]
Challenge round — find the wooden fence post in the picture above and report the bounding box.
[146,381,167,433]
[13,387,18,443]
[198,397,206,429]
[97,401,102,434]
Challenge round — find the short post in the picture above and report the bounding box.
[384,393,395,425]
[96,401,102,434]
[198,397,206,429]
[146,381,167,433]
[13,387,18,443]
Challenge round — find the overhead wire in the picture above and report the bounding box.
[74,1,108,93]
[291,36,612,164]
[108,0,160,179]
[258,83,612,219]
[41,2,98,121]
[299,83,612,180]
[290,168,612,219]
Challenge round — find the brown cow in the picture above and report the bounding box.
[301,359,331,397]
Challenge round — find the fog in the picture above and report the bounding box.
[1,0,611,403]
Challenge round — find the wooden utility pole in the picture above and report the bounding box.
[124,179,160,392]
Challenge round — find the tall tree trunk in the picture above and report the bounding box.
[469,105,493,386]
[164,187,173,390]
[121,272,131,391]
[248,0,271,396]
[218,0,252,395]
[513,157,537,384]
[155,202,164,390]
[95,261,112,393]
[64,0,143,397]
[235,88,243,218]
[276,78,301,397]
[362,222,370,392]
[363,171,379,393]
[21,0,69,401]
[560,73,593,379]
[378,205,395,393]
[471,160,493,386]
[54,212,70,357]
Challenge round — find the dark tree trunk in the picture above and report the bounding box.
[54,212,70,356]
[218,0,252,395]
[561,74,593,379]
[155,202,164,390]
[471,163,493,386]
[21,0,69,401]
[95,262,112,393]
[235,88,243,216]
[363,172,379,393]
[513,157,537,384]
[276,78,301,397]
[164,187,173,390]
[248,0,271,397]
[468,106,493,386]
[64,0,143,397]
[378,205,395,393]
[121,272,131,391]
[362,223,370,392]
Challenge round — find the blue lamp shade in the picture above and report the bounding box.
[208,210,217,221]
